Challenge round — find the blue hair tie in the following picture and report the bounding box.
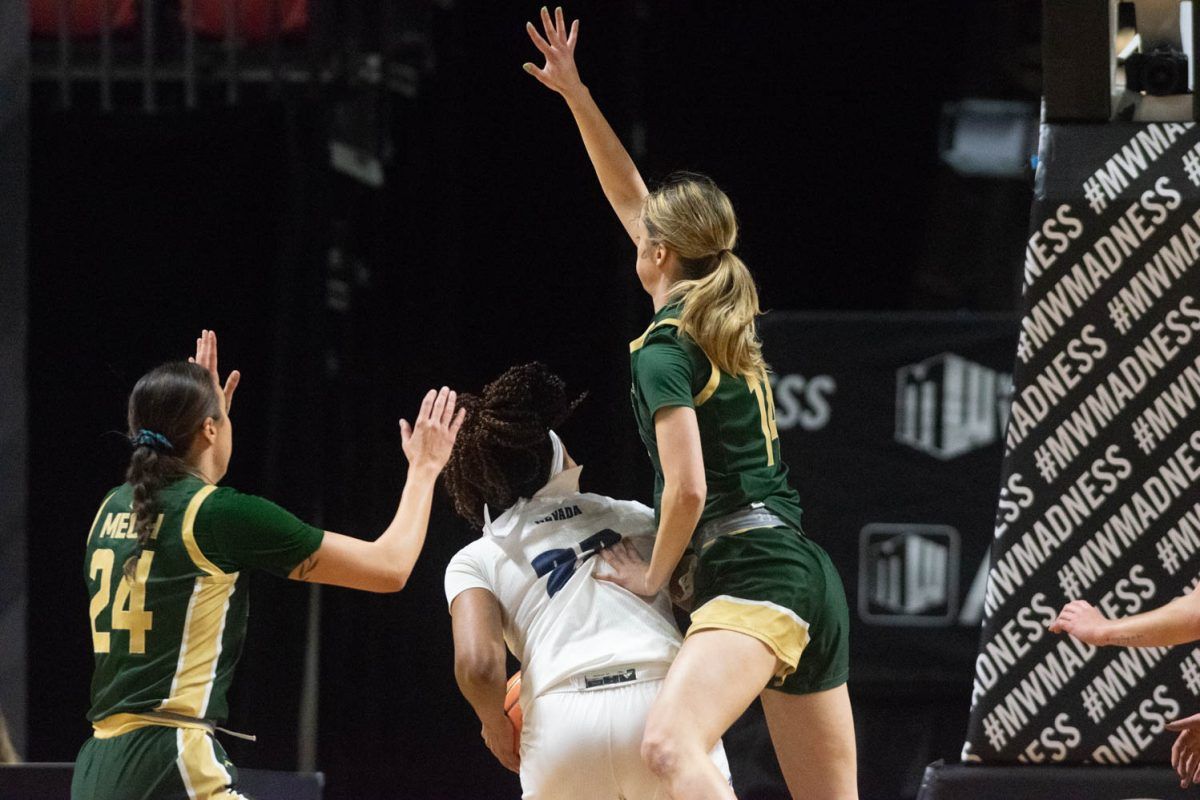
[132,429,174,452]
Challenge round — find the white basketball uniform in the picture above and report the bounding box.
[444,464,730,799]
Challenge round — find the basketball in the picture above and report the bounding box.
[504,671,523,752]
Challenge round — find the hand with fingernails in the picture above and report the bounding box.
[400,387,466,476]
[1168,713,1200,788]
[189,329,241,414]
[523,6,582,99]
[1048,599,1112,647]
[595,539,657,600]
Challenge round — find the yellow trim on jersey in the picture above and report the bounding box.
[693,356,721,406]
[630,317,722,406]
[176,727,241,799]
[87,489,120,546]
[629,318,681,353]
[156,485,238,720]
[687,595,810,681]
[181,484,223,576]
[92,712,210,739]
[159,575,237,719]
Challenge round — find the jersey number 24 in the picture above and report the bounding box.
[88,549,154,654]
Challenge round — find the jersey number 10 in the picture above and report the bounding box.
[88,549,155,654]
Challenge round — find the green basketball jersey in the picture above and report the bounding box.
[84,475,323,727]
[629,302,804,534]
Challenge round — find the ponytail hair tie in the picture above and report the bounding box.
[132,429,174,452]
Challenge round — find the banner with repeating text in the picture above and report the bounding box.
[963,122,1200,764]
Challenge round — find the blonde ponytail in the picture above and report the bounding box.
[644,172,767,378]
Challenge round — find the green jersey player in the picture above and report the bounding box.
[526,9,856,800]
[73,330,464,800]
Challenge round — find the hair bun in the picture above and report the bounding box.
[481,362,583,429]
[444,363,586,527]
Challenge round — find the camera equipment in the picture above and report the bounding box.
[1126,44,1189,94]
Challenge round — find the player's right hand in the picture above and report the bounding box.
[400,387,466,474]
[481,716,520,773]
[522,6,582,98]
[1048,599,1110,646]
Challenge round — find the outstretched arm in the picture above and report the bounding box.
[289,387,465,593]
[187,329,463,594]
[451,588,520,773]
[1050,588,1200,648]
[524,7,648,243]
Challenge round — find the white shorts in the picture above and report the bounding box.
[519,677,731,800]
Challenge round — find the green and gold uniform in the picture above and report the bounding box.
[73,475,324,800]
[630,302,849,694]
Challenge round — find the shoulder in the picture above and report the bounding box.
[578,492,652,517]
[635,323,707,368]
[198,485,280,517]
[578,493,656,535]
[191,484,304,543]
[102,484,129,505]
[448,536,499,571]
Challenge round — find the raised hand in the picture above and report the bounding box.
[523,6,582,98]
[400,387,466,474]
[189,329,241,414]
[1048,599,1111,646]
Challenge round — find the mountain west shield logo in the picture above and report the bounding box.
[895,353,1011,460]
[859,523,959,626]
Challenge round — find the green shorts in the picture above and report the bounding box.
[72,724,249,800]
[686,526,850,695]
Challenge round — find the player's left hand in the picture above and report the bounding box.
[189,329,241,414]
[1167,713,1200,788]
[595,540,657,600]
[1048,599,1111,646]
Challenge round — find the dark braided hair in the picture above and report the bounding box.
[443,363,586,527]
[123,362,223,580]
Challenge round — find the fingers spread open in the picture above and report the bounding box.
[554,6,566,42]
[540,6,554,41]
[567,18,579,48]
[523,63,554,89]
[526,21,551,55]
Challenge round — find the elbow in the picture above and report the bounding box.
[454,652,504,689]
[389,569,409,592]
[671,479,707,511]
[374,568,409,593]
